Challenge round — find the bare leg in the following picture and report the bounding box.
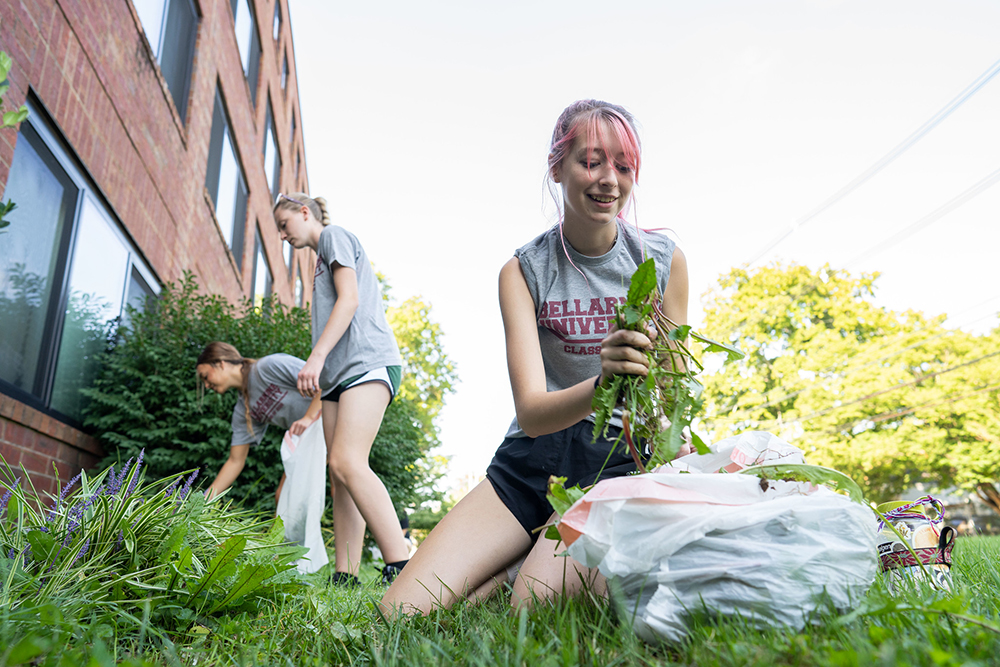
[323,400,365,573]
[510,511,606,610]
[381,480,532,616]
[325,383,410,572]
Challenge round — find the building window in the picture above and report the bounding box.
[263,98,280,198]
[231,0,261,106]
[283,240,293,274]
[205,88,248,268]
[289,107,296,142]
[0,103,158,424]
[133,0,198,122]
[273,1,281,42]
[295,270,303,308]
[252,229,272,309]
[281,52,288,90]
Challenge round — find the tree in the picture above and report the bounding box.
[378,273,458,445]
[0,50,29,235]
[83,272,443,516]
[699,262,1000,505]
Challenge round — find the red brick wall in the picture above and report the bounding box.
[0,0,312,495]
[0,396,102,499]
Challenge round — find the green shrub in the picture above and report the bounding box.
[82,272,438,517]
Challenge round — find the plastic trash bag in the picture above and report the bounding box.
[277,418,329,574]
[556,431,878,643]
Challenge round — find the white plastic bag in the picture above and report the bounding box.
[557,431,877,643]
[276,418,329,574]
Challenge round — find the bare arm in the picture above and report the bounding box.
[288,392,322,435]
[205,444,250,499]
[297,265,360,397]
[501,247,689,438]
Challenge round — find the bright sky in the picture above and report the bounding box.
[290,0,1000,489]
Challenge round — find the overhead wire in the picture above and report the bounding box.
[744,55,1000,267]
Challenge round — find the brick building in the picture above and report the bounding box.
[0,0,312,496]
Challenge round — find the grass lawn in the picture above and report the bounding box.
[2,460,997,667]
[4,534,999,666]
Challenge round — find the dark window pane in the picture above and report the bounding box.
[50,197,130,421]
[295,271,303,307]
[205,90,225,205]
[264,99,279,196]
[159,0,198,122]
[0,123,78,395]
[231,177,248,271]
[121,266,154,330]
[273,1,281,41]
[247,27,261,106]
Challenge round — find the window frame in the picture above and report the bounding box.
[205,86,249,270]
[133,0,199,123]
[0,97,160,425]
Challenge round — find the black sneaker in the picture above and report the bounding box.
[381,561,407,585]
[330,571,360,588]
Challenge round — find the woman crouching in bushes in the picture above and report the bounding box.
[196,341,328,573]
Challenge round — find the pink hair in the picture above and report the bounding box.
[545,101,644,285]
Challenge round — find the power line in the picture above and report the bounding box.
[829,381,1000,436]
[844,166,1000,268]
[745,55,1000,266]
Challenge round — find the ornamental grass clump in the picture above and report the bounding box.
[0,454,306,652]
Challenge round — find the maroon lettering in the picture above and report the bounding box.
[595,318,608,335]
[550,318,569,336]
[576,317,592,334]
[604,297,619,314]
[573,299,584,316]
[549,301,561,318]
[588,298,604,316]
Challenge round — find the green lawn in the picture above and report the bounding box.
[2,463,998,667]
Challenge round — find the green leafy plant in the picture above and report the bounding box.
[82,271,440,518]
[0,50,28,236]
[0,454,304,655]
[592,257,744,472]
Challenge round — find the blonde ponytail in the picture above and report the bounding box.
[273,192,330,226]
[312,196,331,226]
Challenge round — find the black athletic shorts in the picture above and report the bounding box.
[485,420,640,541]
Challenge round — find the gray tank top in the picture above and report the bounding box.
[505,221,676,438]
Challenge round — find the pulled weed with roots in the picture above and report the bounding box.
[592,257,744,472]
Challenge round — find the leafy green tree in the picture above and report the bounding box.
[378,273,458,445]
[0,50,28,235]
[83,272,439,515]
[699,262,1000,505]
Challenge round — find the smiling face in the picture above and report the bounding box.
[196,361,239,394]
[274,204,315,249]
[553,121,635,231]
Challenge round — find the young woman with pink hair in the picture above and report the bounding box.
[382,100,690,614]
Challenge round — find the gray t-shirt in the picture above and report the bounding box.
[505,221,676,438]
[311,224,401,390]
[230,354,312,447]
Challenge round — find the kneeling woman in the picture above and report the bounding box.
[196,342,328,573]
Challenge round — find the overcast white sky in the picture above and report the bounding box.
[289,0,1000,489]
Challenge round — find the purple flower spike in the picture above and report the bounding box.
[124,449,145,498]
[115,530,124,551]
[178,469,200,501]
[163,476,182,498]
[1,477,20,514]
[7,547,15,559]
[47,471,82,520]
[72,538,91,565]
